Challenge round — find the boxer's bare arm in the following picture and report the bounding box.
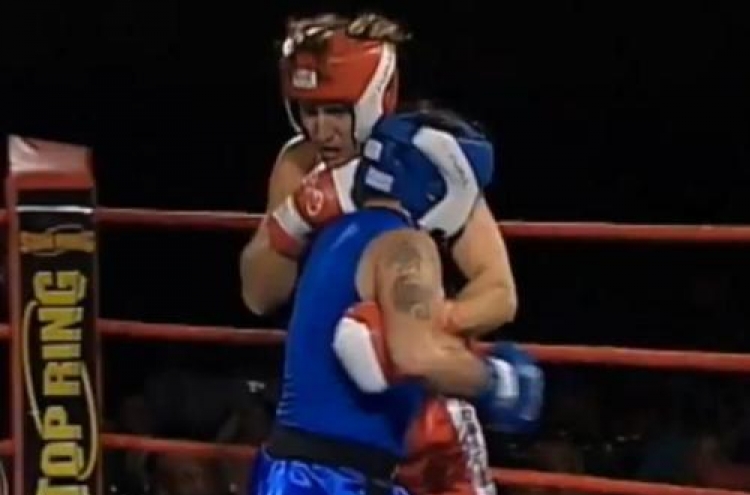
[239,138,318,314]
[368,229,489,397]
[448,198,518,335]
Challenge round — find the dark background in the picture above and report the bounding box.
[2,1,750,488]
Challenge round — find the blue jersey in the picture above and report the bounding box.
[276,208,426,457]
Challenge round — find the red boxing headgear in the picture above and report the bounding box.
[279,25,399,143]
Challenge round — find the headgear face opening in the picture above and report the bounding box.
[355,112,494,236]
[279,26,399,143]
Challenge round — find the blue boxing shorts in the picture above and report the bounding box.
[248,426,411,495]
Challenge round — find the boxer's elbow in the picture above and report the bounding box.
[473,275,518,324]
[240,272,285,316]
[492,281,518,324]
[239,236,295,315]
[452,278,518,336]
[241,282,276,316]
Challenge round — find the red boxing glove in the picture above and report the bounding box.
[266,164,356,258]
[332,301,402,393]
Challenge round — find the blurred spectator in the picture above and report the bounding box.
[505,438,585,495]
[109,369,276,495]
[690,434,750,490]
[149,454,226,495]
[635,416,693,483]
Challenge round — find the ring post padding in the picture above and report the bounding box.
[6,136,101,495]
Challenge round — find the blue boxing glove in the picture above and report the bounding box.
[472,342,544,434]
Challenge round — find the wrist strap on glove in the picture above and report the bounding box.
[476,357,519,408]
[266,197,313,259]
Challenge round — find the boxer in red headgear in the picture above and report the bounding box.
[239,13,518,495]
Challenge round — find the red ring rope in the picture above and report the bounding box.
[3,206,750,242]
[89,208,750,242]
[1,434,748,495]
[3,320,750,372]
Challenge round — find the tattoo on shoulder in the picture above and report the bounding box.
[386,238,437,320]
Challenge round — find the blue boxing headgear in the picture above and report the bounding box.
[353,111,494,237]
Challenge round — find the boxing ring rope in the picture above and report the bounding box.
[5,320,750,372]
[46,207,750,242]
[4,206,750,242]
[4,136,750,495]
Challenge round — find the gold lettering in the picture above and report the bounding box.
[44,362,81,396]
[42,407,82,441]
[21,232,54,253]
[42,344,82,361]
[55,232,94,253]
[36,480,90,495]
[30,267,95,494]
[39,308,82,342]
[33,272,87,307]
[20,231,94,255]
[40,442,84,478]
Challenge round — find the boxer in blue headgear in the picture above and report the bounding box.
[248,111,543,495]
[353,110,494,236]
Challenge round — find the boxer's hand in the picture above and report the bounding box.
[441,300,460,334]
[332,301,404,393]
[473,342,543,434]
[266,163,357,258]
